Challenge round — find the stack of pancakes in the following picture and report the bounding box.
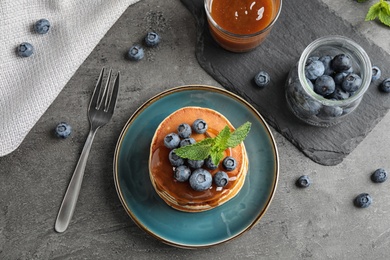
[149,106,249,212]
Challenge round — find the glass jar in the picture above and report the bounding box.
[204,0,282,52]
[285,35,372,127]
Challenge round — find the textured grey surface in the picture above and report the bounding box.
[1,0,390,259]
[182,0,390,166]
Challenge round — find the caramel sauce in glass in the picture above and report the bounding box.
[211,0,273,35]
[205,0,281,52]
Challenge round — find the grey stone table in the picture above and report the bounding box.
[1,0,390,259]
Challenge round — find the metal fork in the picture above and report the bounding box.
[55,68,120,233]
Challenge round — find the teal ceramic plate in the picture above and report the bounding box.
[113,85,279,248]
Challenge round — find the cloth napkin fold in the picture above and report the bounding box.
[0,0,140,156]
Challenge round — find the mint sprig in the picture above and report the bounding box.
[359,0,390,27]
[175,122,251,165]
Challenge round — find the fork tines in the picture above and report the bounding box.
[91,67,120,113]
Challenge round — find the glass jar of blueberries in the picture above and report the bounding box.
[285,35,372,127]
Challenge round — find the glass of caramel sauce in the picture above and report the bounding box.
[204,0,282,52]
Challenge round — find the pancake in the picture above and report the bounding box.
[149,106,249,212]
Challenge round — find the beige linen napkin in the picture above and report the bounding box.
[0,0,140,156]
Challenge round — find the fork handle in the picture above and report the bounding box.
[54,128,97,233]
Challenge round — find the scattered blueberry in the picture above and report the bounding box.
[319,55,334,75]
[331,53,352,72]
[180,137,196,147]
[54,122,72,139]
[127,45,144,61]
[379,78,390,93]
[17,42,34,57]
[296,175,311,188]
[305,58,325,81]
[371,168,388,183]
[168,149,184,167]
[192,119,208,134]
[144,32,161,47]
[254,71,270,88]
[222,156,237,171]
[189,169,212,191]
[204,156,218,170]
[214,171,229,187]
[342,73,362,93]
[354,193,372,208]
[177,123,192,138]
[187,159,204,169]
[371,66,381,82]
[174,165,191,182]
[314,75,336,96]
[164,133,180,149]
[35,18,50,34]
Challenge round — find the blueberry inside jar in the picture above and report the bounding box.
[285,36,372,127]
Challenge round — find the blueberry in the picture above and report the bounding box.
[287,81,321,116]
[164,133,180,149]
[354,193,372,208]
[189,169,212,191]
[333,72,347,86]
[144,32,161,47]
[34,18,50,34]
[222,156,237,171]
[204,156,218,170]
[187,159,204,169]
[341,73,362,93]
[214,171,229,187]
[169,149,184,167]
[371,66,381,82]
[177,123,192,138]
[180,137,195,147]
[174,165,191,182]
[254,71,270,88]
[305,58,325,81]
[379,78,390,93]
[306,78,314,90]
[308,56,319,60]
[331,53,352,72]
[296,175,310,188]
[314,75,335,96]
[127,45,144,61]
[192,119,208,134]
[319,55,334,76]
[320,105,343,118]
[17,42,34,57]
[371,168,388,183]
[344,66,354,74]
[329,87,350,100]
[54,122,72,139]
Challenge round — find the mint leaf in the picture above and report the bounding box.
[214,126,231,150]
[173,122,251,165]
[210,150,224,166]
[175,138,214,160]
[226,122,252,148]
[364,0,390,27]
[365,1,382,20]
[379,8,390,26]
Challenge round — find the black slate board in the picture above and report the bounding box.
[181,0,390,166]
